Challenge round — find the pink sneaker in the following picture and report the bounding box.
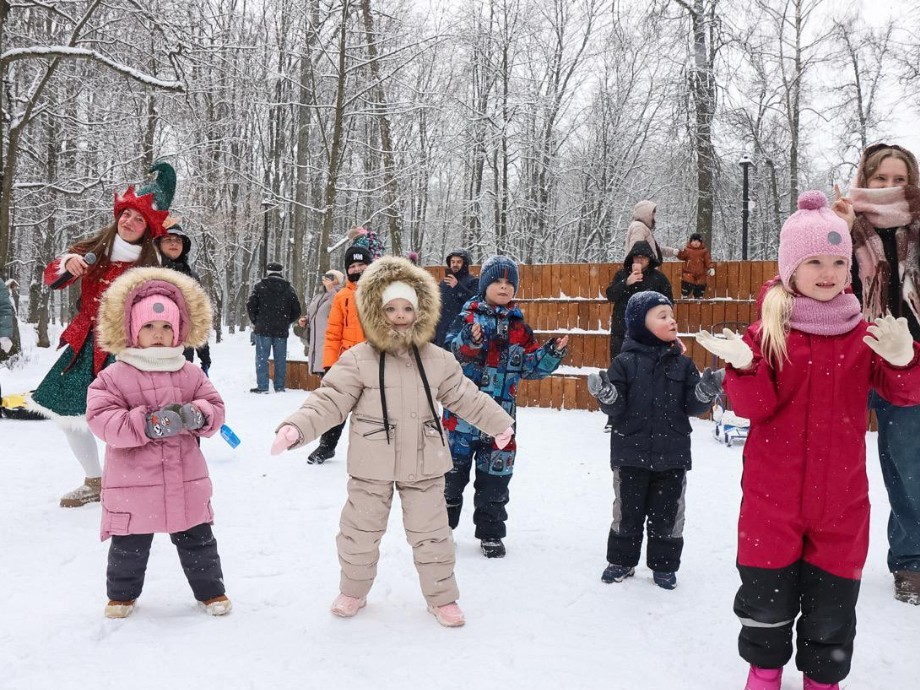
[745,665,782,690]
[427,601,465,627]
[803,677,839,690]
[330,593,366,618]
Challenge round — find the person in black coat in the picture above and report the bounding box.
[434,249,479,349]
[587,291,721,590]
[246,262,302,393]
[605,240,673,361]
[156,226,212,374]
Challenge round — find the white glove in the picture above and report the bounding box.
[695,329,754,370]
[864,314,914,367]
[707,267,716,277]
[0,337,11,353]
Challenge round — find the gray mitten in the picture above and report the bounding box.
[587,370,618,405]
[145,405,183,439]
[179,403,205,430]
[695,367,726,403]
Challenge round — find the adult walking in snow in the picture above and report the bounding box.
[28,162,175,507]
[156,225,212,374]
[623,200,679,265]
[297,268,345,464]
[246,262,302,393]
[434,249,478,349]
[832,142,920,605]
[0,278,13,360]
[322,243,372,371]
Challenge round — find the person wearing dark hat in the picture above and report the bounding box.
[156,224,212,374]
[246,261,302,393]
[321,244,371,372]
[587,290,716,591]
[442,255,568,558]
[28,161,175,507]
[676,233,715,299]
[434,249,478,349]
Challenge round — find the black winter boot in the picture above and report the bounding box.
[480,538,506,558]
[308,444,335,465]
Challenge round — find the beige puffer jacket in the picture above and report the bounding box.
[279,256,513,482]
[624,200,678,262]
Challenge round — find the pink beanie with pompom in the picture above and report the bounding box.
[778,190,851,290]
[130,294,181,346]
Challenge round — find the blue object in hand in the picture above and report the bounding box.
[220,424,241,448]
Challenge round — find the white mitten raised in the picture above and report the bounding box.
[695,329,754,370]
[864,314,914,367]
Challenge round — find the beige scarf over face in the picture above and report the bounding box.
[850,185,920,322]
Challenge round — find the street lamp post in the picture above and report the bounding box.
[261,199,272,274]
[739,155,754,260]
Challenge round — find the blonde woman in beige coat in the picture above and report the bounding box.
[271,256,514,627]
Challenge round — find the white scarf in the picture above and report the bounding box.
[118,346,187,372]
[112,234,144,262]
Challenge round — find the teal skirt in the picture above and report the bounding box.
[31,335,113,417]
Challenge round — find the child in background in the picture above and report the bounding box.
[696,191,920,690]
[443,256,568,558]
[86,267,229,619]
[272,257,514,627]
[677,232,715,298]
[588,291,719,590]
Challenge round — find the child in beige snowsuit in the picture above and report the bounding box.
[271,256,514,627]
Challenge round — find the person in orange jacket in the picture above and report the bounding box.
[322,244,372,370]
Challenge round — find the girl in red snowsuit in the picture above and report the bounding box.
[697,191,920,690]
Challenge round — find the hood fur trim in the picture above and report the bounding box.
[356,256,441,353]
[97,267,212,355]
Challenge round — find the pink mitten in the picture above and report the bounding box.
[494,427,514,450]
[271,425,301,455]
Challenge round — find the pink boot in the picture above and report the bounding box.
[745,665,782,690]
[427,601,465,627]
[330,593,366,618]
[803,677,839,690]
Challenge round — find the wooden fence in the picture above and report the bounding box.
[276,260,779,413]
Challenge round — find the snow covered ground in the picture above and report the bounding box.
[2,328,919,689]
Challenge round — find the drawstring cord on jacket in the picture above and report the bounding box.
[376,345,445,446]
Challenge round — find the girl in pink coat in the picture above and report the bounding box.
[86,267,229,619]
[697,191,920,690]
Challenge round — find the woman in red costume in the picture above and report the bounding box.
[29,162,176,507]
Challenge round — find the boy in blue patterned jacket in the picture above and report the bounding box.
[443,256,568,558]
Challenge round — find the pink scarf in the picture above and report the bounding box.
[789,292,863,336]
[849,185,920,322]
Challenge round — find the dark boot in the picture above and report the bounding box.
[894,570,920,605]
[308,444,335,465]
[480,538,506,558]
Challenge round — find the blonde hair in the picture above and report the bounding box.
[757,282,794,369]
[858,146,919,187]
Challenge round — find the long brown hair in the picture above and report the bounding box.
[68,214,160,280]
[857,145,920,187]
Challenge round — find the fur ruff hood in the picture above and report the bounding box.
[356,256,441,353]
[96,267,212,355]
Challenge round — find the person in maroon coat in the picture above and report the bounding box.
[697,191,920,690]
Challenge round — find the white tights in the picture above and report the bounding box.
[63,427,102,479]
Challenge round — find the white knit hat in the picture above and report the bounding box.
[381,281,418,309]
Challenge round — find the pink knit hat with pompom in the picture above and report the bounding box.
[130,294,181,346]
[778,190,851,290]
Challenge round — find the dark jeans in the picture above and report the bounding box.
[445,461,512,540]
[872,391,920,573]
[254,334,288,391]
[735,560,860,685]
[107,523,225,602]
[606,466,686,572]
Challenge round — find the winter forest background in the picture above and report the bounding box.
[2,0,919,340]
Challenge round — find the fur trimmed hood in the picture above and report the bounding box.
[97,267,212,355]
[356,256,441,353]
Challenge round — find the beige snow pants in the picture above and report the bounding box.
[336,475,459,606]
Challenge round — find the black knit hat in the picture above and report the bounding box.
[690,233,704,243]
[625,291,673,346]
[344,244,372,270]
[266,261,283,275]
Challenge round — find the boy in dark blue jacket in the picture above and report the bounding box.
[588,291,722,589]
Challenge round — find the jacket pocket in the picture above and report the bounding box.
[351,415,396,440]
[103,511,131,535]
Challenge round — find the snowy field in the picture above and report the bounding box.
[2,328,919,690]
